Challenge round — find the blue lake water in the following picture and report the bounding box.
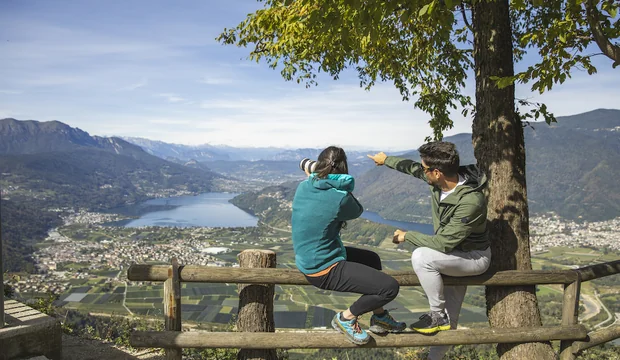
[361,211,434,235]
[107,192,433,233]
[109,193,258,228]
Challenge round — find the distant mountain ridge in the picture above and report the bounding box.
[1,118,148,158]
[0,118,220,208]
[120,137,231,161]
[121,137,294,162]
[121,136,384,163]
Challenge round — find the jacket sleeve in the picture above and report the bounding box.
[384,156,428,182]
[336,192,364,221]
[404,200,485,253]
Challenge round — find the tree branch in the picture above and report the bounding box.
[460,2,473,33]
[585,0,620,67]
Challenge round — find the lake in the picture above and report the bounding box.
[361,211,434,234]
[108,192,433,233]
[108,192,258,228]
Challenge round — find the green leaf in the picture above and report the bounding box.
[559,34,566,43]
[419,4,430,17]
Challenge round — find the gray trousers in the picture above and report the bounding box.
[411,246,492,360]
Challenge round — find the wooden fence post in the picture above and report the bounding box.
[237,250,277,360]
[559,274,581,360]
[164,257,182,360]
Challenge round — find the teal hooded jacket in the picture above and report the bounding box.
[291,174,363,275]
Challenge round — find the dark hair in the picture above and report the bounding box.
[314,146,349,179]
[418,141,460,177]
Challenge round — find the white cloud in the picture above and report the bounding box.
[157,93,187,103]
[119,79,148,91]
[200,77,234,85]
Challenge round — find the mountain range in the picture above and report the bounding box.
[0,119,220,209]
[0,118,220,271]
[121,136,386,165]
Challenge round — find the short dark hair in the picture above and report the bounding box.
[314,146,349,179]
[418,141,460,177]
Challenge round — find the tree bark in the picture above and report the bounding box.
[471,1,556,359]
[237,250,278,360]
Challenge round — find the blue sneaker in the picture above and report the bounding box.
[331,312,370,345]
[369,309,407,334]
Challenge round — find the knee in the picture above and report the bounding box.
[383,277,400,301]
[411,247,432,271]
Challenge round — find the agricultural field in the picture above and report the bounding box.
[45,225,618,331]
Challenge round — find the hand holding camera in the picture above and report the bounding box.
[299,158,317,176]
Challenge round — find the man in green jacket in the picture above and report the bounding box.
[368,141,491,360]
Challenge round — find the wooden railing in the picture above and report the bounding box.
[127,252,620,360]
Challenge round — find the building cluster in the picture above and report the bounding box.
[530,214,620,251]
[9,225,243,294]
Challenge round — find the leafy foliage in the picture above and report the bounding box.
[509,0,620,96]
[1,199,63,272]
[218,0,619,138]
[218,0,472,141]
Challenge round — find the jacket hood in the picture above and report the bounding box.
[310,173,355,192]
[439,164,487,204]
[459,164,487,192]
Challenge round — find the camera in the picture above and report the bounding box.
[299,158,317,173]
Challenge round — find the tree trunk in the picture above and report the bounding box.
[237,250,278,360]
[471,1,556,359]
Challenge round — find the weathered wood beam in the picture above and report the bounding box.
[560,276,581,360]
[131,325,587,349]
[572,325,620,355]
[576,260,620,282]
[163,258,181,360]
[237,250,278,360]
[127,265,578,286]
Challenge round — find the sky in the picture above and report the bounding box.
[1,0,618,151]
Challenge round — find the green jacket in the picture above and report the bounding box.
[385,156,489,253]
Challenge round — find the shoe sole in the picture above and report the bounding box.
[410,324,451,334]
[331,318,370,345]
[369,324,406,334]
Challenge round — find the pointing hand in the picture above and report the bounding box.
[367,152,387,166]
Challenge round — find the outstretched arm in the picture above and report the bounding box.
[368,152,427,182]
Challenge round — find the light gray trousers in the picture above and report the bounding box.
[411,246,492,360]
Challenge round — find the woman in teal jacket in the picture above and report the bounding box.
[291,146,405,345]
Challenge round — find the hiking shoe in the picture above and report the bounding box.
[331,312,370,345]
[410,310,450,334]
[369,310,407,334]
